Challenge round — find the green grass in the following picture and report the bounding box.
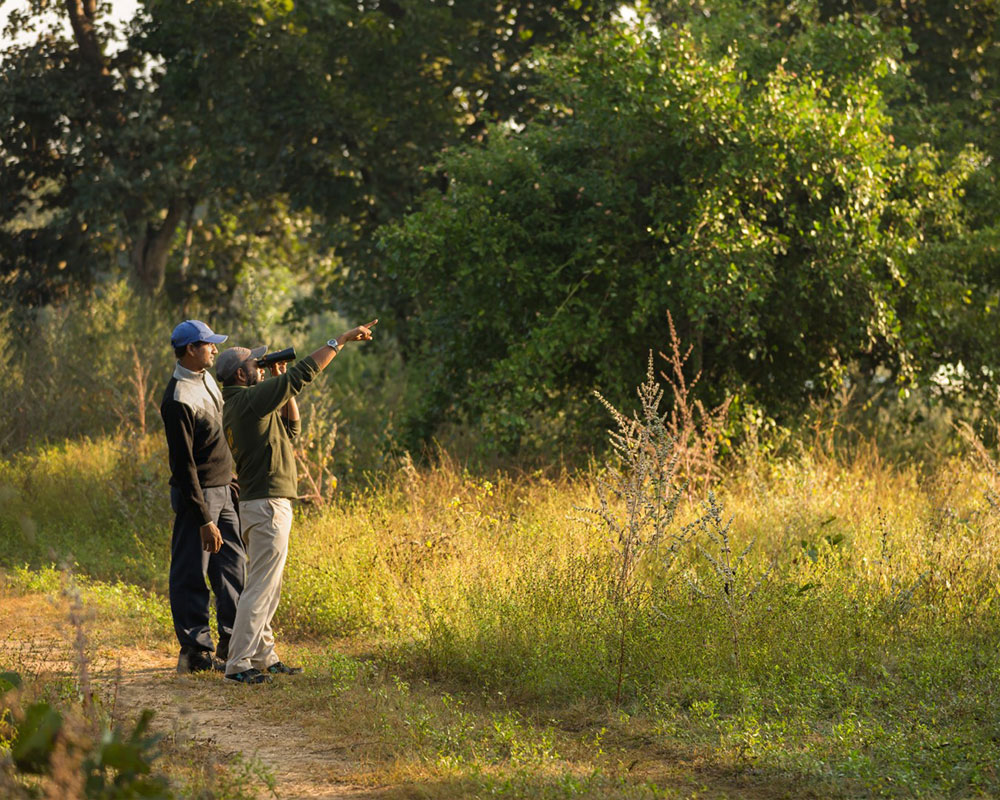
[2,564,171,649]
[0,435,170,590]
[2,435,1000,797]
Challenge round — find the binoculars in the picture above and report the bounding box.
[257,347,296,368]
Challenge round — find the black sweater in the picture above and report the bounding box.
[160,366,233,525]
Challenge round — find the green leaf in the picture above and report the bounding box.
[12,701,63,774]
[0,670,23,693]
[100,741,152,774]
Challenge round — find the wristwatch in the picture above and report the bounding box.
[326,338,342,353]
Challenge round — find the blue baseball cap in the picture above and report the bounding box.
[170,320,228,348]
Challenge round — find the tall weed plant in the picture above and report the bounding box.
[582,353,694,704]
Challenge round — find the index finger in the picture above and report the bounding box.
[365,318,379,328]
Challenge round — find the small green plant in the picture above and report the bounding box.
[685,492,771,676]
[2,667,174,799]
[9,700,172,798]
[0,570,279,799]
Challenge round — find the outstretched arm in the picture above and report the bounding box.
[309,318,378,371]
[246,319,380,418]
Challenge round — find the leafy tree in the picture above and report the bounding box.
[813,0,1000,152]
[1,0,170,303]
[0,0,613,307]
[808,0,1000,395]
[380,18,991,452]
[642,0,999,163]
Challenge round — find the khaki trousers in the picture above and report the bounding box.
[225,497,293,675]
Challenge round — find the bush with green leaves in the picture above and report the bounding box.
[380,16,991,453]
[1,671,173,799]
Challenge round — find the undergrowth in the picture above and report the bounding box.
[2,413,1000,796]
[0,571,273,799]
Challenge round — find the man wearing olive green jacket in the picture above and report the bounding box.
[216,319,378,684]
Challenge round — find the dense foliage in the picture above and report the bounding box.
[2,0,999,455]
[0,0,609,308]
[381,19,996,450]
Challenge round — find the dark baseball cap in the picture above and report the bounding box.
[171,320,227,348]
[215,345,268,382]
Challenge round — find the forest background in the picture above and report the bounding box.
[2,1,1000,798]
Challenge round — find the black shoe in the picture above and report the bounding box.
[177,649,214,674]
[224,668,272,685]
[266,661,303,675]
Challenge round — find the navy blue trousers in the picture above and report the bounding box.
[169,485,246,658]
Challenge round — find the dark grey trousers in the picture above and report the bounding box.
[169,485,246,658]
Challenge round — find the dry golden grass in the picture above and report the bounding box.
[3,431,1000,797]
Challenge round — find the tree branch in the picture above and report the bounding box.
[64,0,109,76]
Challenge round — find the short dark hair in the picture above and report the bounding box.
[175,341,208,359]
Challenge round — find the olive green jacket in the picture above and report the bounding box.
[221,356,320,501]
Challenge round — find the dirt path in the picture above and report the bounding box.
[115,653,379,799]
[0,593,383,800]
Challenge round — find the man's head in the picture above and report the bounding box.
[171,320,227,372]
[216,345,268,387]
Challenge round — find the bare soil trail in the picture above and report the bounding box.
[0,592,386,800]
[113,653,381,799]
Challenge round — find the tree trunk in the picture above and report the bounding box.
[66,0,184,296]
[130,200,187,295]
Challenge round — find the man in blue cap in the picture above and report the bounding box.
[159,320,247,673]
